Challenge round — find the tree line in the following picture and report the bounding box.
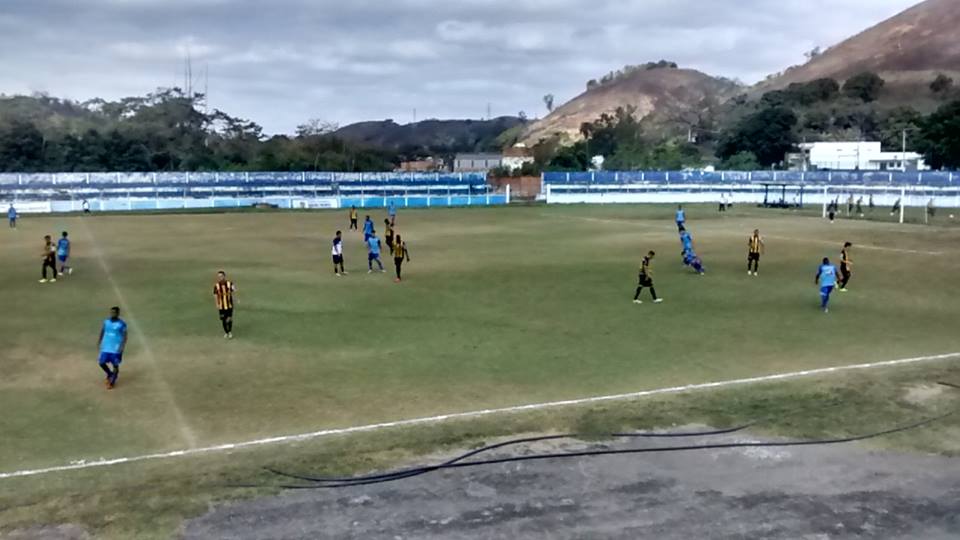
[0,89,396,173]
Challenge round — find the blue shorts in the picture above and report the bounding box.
[58,254,68,263]
[368,253,381,261]
[820,286,834,296]
[98,352,123,366]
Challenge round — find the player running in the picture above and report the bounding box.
[747,229,764,276]
[633,251,663,304]
[366,232,385,273]
[392,234,411,282]
[675,205,686,232]
[40,235,58,283]
[815,257,839,313]
[839,242,853,292]
[384,218,395,252]
[213,271,236,339]
[57,231,72,276]
[332,231,346,276]
[7,204,16,228]
[349,206,359,230]
[98,306,128,389]
[363,215,374,241]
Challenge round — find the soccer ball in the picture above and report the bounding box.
[950,214,955,219]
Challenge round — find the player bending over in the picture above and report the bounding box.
[747,229,764,275]
[332,231,346,276]
[367,232,385,273]
[839,242,853,292]
[682,248,705,275]
[98,306,128,389]
[633,251,663,304]
[392,234,411,282]
[214,271,237,339]
[40,235,58,283]
[815,257,838,313]
[57,231,72,276]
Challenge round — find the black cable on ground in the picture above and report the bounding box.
[937,381,960,390]
[265,424,755,485]
[268,412,953,490]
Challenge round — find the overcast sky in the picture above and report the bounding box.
[0,0,920,134]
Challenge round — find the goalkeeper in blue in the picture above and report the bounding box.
[815,257,839,313]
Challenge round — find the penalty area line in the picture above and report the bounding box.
[1,351,958,481]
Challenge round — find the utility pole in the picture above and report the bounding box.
[486,102,491,121]
[902,129,907,172]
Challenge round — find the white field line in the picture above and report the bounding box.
[2,351,958,481]
[77,219,199,449]
[758,234,944,256]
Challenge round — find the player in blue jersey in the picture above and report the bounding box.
[57,231,72,276]
[682,248,706,275]
[675,205,686,232]
[815,257,839,313]
[7,204,16,228]
[680,229,694,252]
[363,215,375,241]
[98,307,128,389]
[388,203,397,226]
[366,232,385,273]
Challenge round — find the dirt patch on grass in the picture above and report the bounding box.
[904,384,946,405]
[184,430,960,539]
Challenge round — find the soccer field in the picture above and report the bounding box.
[2,203,959,478]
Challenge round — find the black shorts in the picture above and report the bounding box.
[333,254,343,264]
[219,308,233,320]
[841,264,851,276]
[748,252,760,262]
[638,275,653,287]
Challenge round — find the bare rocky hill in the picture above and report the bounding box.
[757,0,960,93]
[521,67,740,145]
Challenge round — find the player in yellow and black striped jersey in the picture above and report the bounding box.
[633,251,662,304]
[392,235,411,282]
[349,206,358,230]
[747,229,765,276]
[213,270,237,339]
[839,242,853,292]
[384,219,395,251]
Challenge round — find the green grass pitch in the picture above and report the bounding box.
[2,203,958,474]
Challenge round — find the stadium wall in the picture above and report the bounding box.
[0,171,508,213]
[542,171,960,208]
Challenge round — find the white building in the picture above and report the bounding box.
[794,142,929,172]
[501,145,535,172]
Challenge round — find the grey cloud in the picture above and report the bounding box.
[0,0,920,133]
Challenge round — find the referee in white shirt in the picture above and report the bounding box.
[332,230,346,276]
